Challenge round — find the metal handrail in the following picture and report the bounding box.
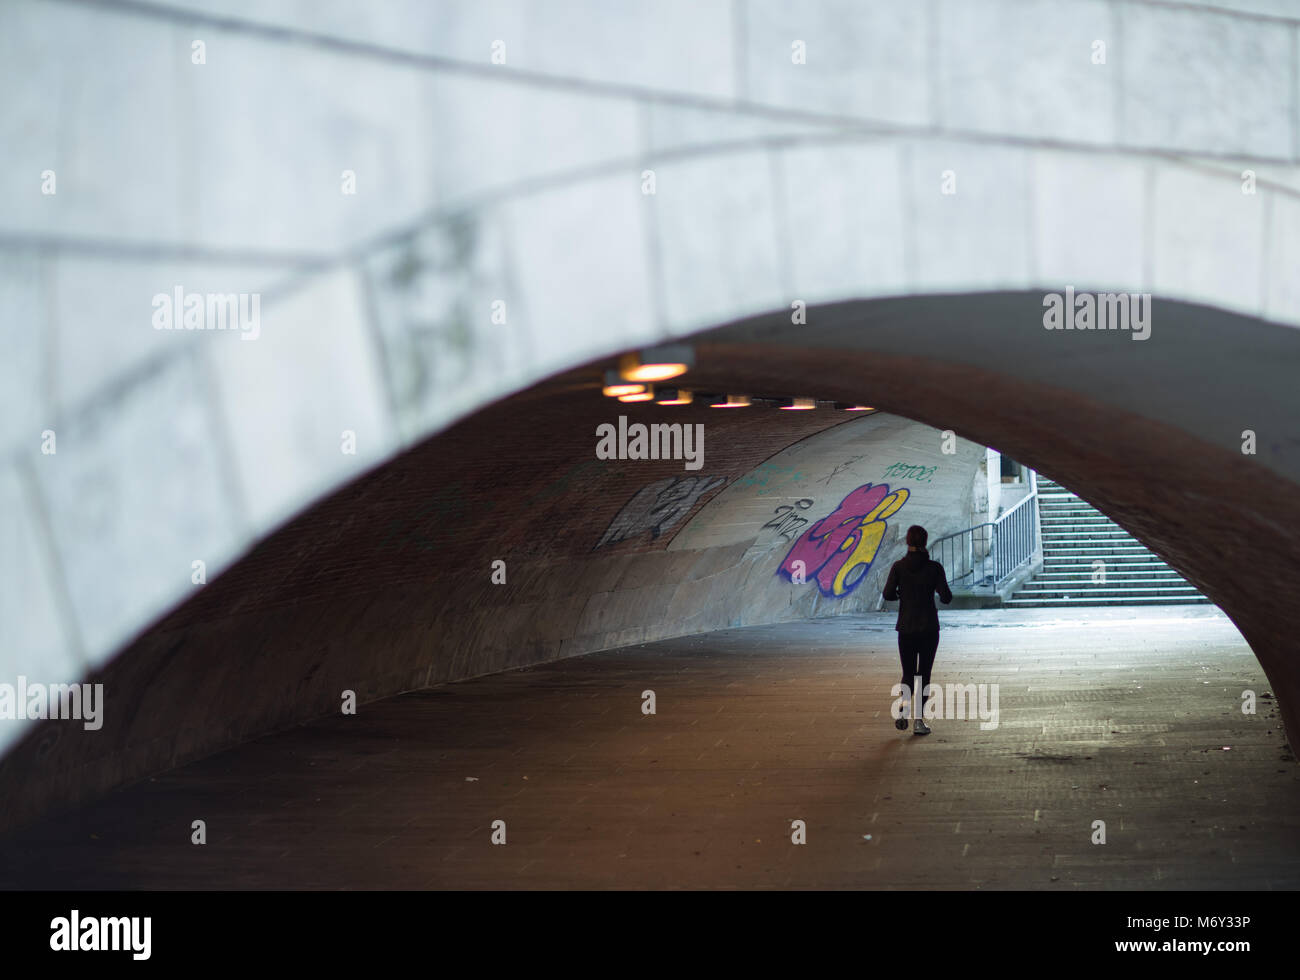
[929,477,1039,589]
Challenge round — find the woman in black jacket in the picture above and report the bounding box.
[882,525,952,735]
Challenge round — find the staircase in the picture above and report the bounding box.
[1006,476,1210,607]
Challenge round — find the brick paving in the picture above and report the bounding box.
[2,607,1295,890]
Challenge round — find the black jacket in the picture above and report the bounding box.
[882,549,953,633]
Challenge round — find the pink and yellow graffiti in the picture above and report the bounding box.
[777,483,910,597]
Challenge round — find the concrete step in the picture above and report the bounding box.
[1041,560,1179,571]
[1040,572,1185,579]
[1042,545,1156,554]
[1040,535,1154,543]
[1040,512,1118,521]
[1040,522,1125,531]
[1005,595,1212,606]
[1041,561,1168,570]
[1016,591,1204,603]
[1015,580,1203,592]
[1041,543,1157,554]
[1040,515,1117,524]
[1042,530,1134,541]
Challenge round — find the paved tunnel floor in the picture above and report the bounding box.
[2,607,1297,890]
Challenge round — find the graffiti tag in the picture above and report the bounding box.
[882,462,938,483]
[761,499,815,540]
[595,475,726,550]
[821,455,865,485]
[777,483,909,597]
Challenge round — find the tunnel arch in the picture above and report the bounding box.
[3,289,1297,833]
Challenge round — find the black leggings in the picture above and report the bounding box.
[898,629,940,707]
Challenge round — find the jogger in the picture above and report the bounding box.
[882,525,952,735]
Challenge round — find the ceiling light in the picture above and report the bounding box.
[778,397,817,410]
[619,384,655,402]
[655,387,693,405]
[618,344,695,383]
[602,369,645,398]
[711,394,751,408]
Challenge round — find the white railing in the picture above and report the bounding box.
[929,475,1039,589]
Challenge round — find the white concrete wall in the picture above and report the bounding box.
[985,449,1002,523]
[4,0,1300,756]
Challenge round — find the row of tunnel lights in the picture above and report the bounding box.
[601,345,874,411]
